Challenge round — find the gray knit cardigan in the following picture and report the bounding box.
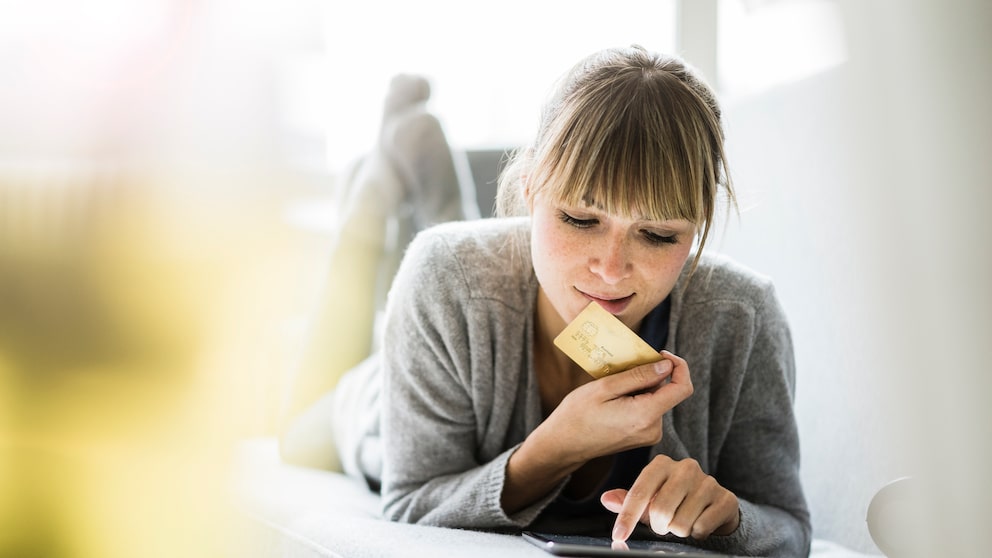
[370,217,810,557]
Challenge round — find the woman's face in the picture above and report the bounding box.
[529,191,696,332]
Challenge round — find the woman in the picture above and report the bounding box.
[354,45,810,557]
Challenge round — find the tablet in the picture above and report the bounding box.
[521,532,744,557]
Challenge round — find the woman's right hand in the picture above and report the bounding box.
[547,351,694,464]
[501,351,693,515]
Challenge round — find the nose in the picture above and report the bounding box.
[589,233,632,285]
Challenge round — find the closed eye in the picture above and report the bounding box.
[558,211,598,229]
[642,230,679,245]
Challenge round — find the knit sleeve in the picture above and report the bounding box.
[700,282,812,558]
[378,228,561,528]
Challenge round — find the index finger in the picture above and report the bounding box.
[611,464,668,541]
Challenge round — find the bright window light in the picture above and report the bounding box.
[320,0,676,171]
[717,0,847,101]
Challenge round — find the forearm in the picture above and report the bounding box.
[501,423,586,514]
[383,445,567,529]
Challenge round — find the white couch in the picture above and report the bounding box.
[230,438,877,558]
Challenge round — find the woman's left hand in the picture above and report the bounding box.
[601,455,741,542]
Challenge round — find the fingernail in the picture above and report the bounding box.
[612,525,625,541]
[656,359,673,375]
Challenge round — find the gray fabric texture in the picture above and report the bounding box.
[361,217,810,557]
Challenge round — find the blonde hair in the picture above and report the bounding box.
[496,45,735,271]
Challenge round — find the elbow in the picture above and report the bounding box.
[380,488,419,524]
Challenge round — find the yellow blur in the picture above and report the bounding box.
[0,165,319,557]
[0,3,332,554]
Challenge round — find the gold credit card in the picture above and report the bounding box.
[553,301,663,379]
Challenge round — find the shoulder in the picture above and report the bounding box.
[675,252,776,308]
[669,254,795,385]
[670,252,788,335]
[394,217,536,310]
[408,216,529,260]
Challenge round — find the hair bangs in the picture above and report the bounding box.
[533,79,710,227]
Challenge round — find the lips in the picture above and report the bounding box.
[578,289,634,315]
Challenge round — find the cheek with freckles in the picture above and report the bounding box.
[530,208,585,317]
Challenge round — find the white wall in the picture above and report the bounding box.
[713,0,992,554]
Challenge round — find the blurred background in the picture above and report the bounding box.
[1,0,989,556]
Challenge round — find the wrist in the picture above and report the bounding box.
[501,426,585,515]
[513,423,585,479]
